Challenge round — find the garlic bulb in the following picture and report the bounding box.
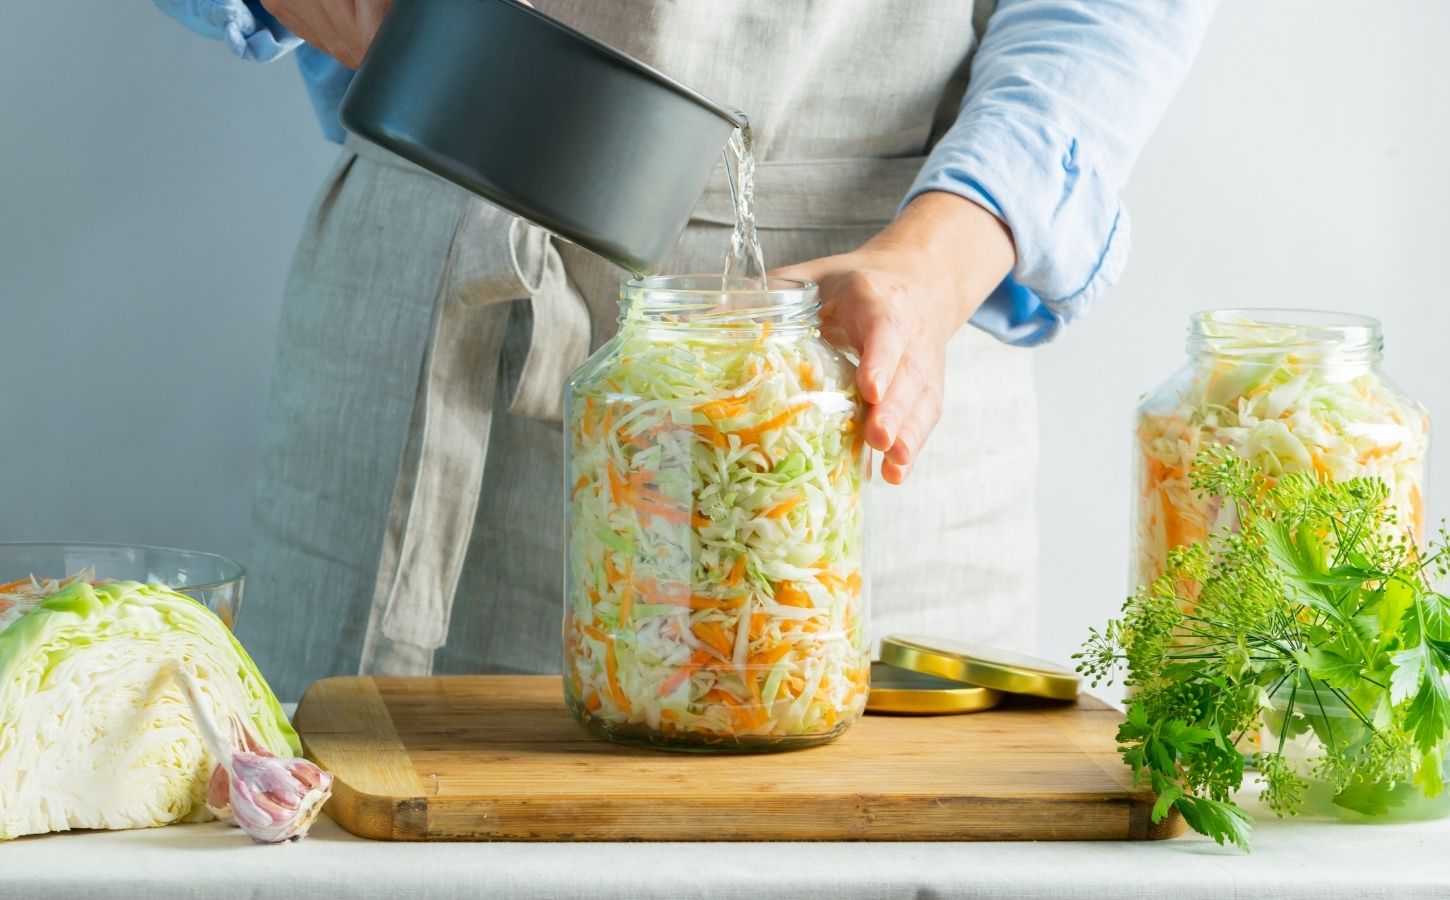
[173,666,332,843]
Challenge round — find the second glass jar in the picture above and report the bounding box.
[1133,309,1430,590]
[563,276,870,751]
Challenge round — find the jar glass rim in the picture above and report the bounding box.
[1189,308,1383,359]
[620,275,819,325]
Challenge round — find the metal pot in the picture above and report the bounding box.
[339,0,744,275]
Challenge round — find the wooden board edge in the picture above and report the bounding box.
[295,676,428,840]
[404,793,1189,843]
[1130,800,1189,841]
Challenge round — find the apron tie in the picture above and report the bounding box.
[353,137,592,660]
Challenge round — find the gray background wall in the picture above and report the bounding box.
[3,2,1446,684]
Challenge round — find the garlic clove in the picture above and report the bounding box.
[224,752,333,843]
[172,665,333,843]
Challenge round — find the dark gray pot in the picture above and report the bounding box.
[339,0,744,275]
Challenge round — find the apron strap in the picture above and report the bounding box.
[353,145,593,661]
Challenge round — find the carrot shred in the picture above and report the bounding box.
[692,620,735,656]
[617,559,635,622]
[607,466,625,504]
[657,648,713,696]
[748,612,769,641]
[751,642,794,668]
[725,556,746,587]
[764,495,803,520]
[775,582,814,608]
[736,402,812,448]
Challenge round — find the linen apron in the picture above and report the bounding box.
[245,0,1037,701]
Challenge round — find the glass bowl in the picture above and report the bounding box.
[0,542,245,630]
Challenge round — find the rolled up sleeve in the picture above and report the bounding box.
[153,0,301,63]
[908,0,1219,346]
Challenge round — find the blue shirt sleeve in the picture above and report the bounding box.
[155,0,354,141]
[153,0,301,62]
[907,0,1219,346]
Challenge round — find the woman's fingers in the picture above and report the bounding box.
[775,257,945,481]
[885,376,943,467]
[842,274,909,407]
[880,457,914,486]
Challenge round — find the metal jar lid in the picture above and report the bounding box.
[865,661,1003,715]
[878,635,1081,701]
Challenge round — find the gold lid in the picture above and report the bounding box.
[866,661,1003,715]
[878,635,1081,701]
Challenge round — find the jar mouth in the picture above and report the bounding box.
[620,274,819,326]
[1189,308,1383,361]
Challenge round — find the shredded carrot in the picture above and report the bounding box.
[572,476,591,498]
[775,582,814,608]
[736,402,812,448]
[695,395,751,421]
[725,556,746,587]
[692,620,735,656]
[764,495,803,520]
[0,579,33,594]
[750,642,794,668]
[617,560,635,622]
[657,648,713,696]
[584,692,602,712]
[1357,443,1401,465]
[754,321,772,349]
[692,423,731,449]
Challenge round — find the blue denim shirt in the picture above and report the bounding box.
[154,0,1217,345]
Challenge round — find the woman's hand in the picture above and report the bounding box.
[773,192,1015,484]
[261,0,393,68]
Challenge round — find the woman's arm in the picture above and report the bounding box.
[778,0,1219,483]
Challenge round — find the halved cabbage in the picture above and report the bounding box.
[0,580,297,840]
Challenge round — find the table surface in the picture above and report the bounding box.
[4,790,1447,900]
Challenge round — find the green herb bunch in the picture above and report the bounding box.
[1077,444,1450,849]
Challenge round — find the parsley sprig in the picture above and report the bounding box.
[1077,445,1450,849]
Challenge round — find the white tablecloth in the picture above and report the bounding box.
[4,791,1446,900]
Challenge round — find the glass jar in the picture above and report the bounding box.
[562,276,870,752]
[1261,676,1450,822]
[1133,310,1429,590]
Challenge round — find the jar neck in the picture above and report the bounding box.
[618,275,820,338]
[1187,309,1384,370]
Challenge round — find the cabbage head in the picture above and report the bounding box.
[0,581,297,840]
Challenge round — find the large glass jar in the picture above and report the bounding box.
[563,276,870,752]
[1133,310,1429,590]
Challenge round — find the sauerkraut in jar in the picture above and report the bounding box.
[1134,310,1429,589]
[563,276,870,751]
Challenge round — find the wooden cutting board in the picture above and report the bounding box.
[293,675,1185,842]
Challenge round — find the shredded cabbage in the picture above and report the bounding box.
[1135,329,1429,588]
[564,316,869,748]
